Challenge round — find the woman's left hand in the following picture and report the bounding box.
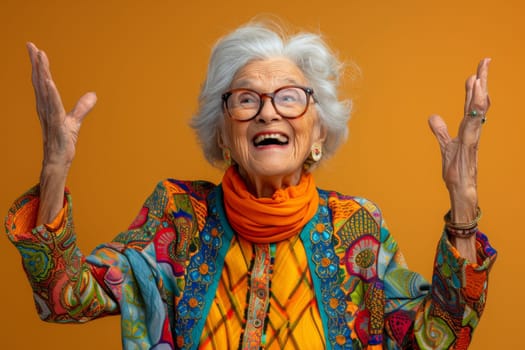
[428,59,491,259]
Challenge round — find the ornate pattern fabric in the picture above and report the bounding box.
[5,179,497,349]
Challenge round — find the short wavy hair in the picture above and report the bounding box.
[190,21,352,168]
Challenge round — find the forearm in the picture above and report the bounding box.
[37,164,69,225]
[448,186,478,262]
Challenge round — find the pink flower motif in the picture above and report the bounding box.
[154,227,187,276]
[344,235,379,282]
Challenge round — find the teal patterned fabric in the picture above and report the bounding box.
[5,180,497,349]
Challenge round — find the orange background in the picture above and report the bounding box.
[1,0,522,349]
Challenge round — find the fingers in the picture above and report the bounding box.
[472,58,491,112]
[24,42,97,169]
[463,75,476,116]
[26,42,66,123]
[460,58,491,145]
[44,73,66,117]
[466,58,491,115]
[27,43,46,113]
[476,58,490,93]
[27,43,39,92]
[69,92,97,124]
[428,114,451,156]
[26,42,97,126]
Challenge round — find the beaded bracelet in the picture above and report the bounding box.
[445,225,478,238]
[443,207,482,238]
[444,207,482,229]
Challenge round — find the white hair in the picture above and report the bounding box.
[190,21,352,168]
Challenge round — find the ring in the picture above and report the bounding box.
[467,110,487,124]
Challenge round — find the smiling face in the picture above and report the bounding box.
[220,57,326,197]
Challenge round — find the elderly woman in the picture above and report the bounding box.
[5,22,496,350]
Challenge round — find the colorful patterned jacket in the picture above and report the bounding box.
[5,179,496,349]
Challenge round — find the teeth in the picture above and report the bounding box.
[254,133,289,145]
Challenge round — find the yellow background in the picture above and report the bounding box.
[1,0,522,348]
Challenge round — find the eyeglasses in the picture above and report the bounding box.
[222,85,315,121]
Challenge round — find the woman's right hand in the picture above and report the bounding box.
[28,42,97,169]
[27,43,97,225]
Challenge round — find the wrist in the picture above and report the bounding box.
[444,207,481,240]
[38,163,69,225]
[40,161,71,180]
[448,185,478,223]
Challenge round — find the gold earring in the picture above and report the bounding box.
[223,148,232,167]
[311,143,322,162]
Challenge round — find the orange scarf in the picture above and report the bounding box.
[221,166,319,243]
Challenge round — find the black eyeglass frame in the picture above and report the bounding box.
[221,85,316,121]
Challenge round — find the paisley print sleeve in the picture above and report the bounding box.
[381,221,497,349]
[328,192,496,349]
[5,185,120,322]
[4,181,199,319]
[5,180,214,348]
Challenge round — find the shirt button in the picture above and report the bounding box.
[253,319,262,328]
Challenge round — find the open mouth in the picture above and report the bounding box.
[253,133,289,147]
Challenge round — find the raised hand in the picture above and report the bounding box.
[428,59,491,260]
[28,42,97,169]
[27,43,97,224]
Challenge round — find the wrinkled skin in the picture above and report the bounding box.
[220,57,326,198]
[429,58,491,261]
[26,41,490,261]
